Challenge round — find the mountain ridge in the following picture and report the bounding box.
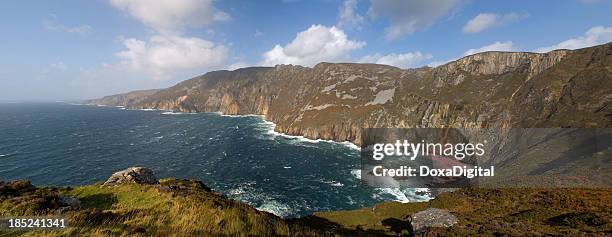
[85,43,612,146]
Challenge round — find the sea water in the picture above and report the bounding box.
[0,102,429,218]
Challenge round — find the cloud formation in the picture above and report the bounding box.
[337,0,364,30]
[535,26,612,52]
[464,41,514,56]
[116,35,228,80]
[368,0,461,40]
[359,52,432,68]
[109,0,231,79]
[109,0,229,34]
[42,15,92,36]
[261,25,365,67]
[463,12,526,33]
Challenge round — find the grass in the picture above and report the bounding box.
[1,179,610,236]
[313,188,612,236]
[0,179,322,236]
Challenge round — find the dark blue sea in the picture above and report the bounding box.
[0,102,429,218]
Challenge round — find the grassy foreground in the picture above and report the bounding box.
[1,178,610,236]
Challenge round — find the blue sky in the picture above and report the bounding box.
[1,0,611,101]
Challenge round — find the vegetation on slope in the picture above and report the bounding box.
[1,179,610,236]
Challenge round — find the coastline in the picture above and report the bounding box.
[88,103,363,151]
[83,103,433,206]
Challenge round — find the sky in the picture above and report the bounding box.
[1,0,611,101]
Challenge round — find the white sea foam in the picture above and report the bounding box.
[374,187,433,203]
[350,169,361,179]
[207,111,360,150]
[258,118,361,151]
[229,186,247,195]
[256,200,293,218]
[161,111,195,115]
[375,188,412,203]
[219,114,264,118]
[322,179,344,187]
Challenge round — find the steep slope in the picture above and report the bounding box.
[86,43,612,144]
[85,89,161,107]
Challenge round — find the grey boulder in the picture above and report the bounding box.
[103,167,158,186]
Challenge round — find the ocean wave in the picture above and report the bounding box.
[226,184,297,218]
[229,186,247,195]
[374,188,412,203]
[257,118,360,151]
[321,179,345,187]
[350,169,361,179]
[161,111,196,115]
[374,187,432,203]
[256,200,293,218]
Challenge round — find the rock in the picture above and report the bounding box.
[0,180,35,197]
[103,167,158,186]
[58,195,81,209]
[57,195,81,213]
[411,208,458,233]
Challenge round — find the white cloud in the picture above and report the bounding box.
[464,41,514,56]
[535,26,612,53]
[261,25,365,67]
[116,35,228,80]
[368,0,461,40]
[109,0,229,34]
[337,0,364,30]
[427,60,451,67]
[359,52,432,68]
[227,61,251,70]
[463,12,525,33]
[42,15,92,36]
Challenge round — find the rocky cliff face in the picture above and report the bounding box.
[85,43,612,145]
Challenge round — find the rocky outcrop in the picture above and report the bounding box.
[434,50,568,78]
[103,167,158,186]
[411,208,458,233]
[0,180,35,197]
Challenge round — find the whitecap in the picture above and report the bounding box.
[256,200,293,218]
[257,118,361,150]
[375,188,411,203]
[162,111,196,115]
[374,187,433,203]
[229,187,246,195]
[350,169,361,179]
[324,180,344,187]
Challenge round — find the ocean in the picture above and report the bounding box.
[0,102,429,218]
